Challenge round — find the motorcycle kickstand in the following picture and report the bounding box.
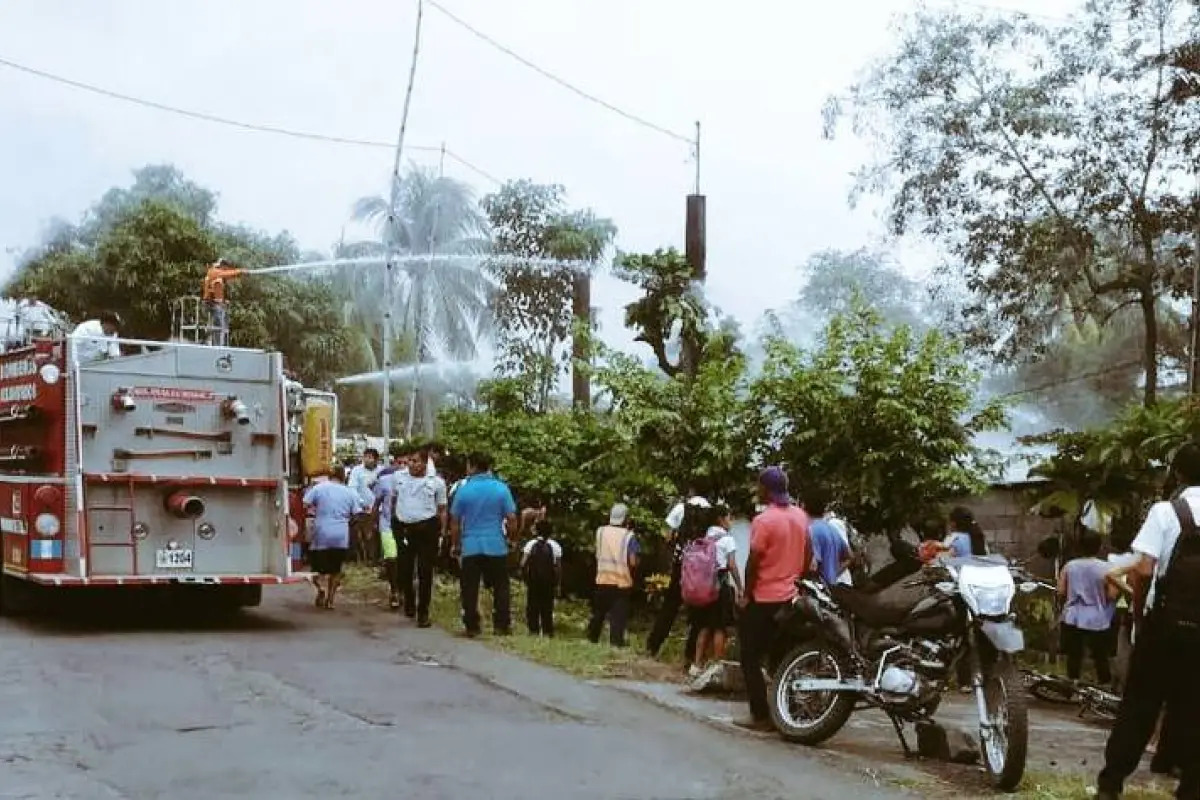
[886,712,916,759]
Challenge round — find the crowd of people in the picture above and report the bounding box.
[298,441,1198,799]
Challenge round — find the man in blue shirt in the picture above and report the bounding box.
[805,488,851,586]
[449,451,518,636]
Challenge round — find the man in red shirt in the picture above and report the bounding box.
[736,466,811,731]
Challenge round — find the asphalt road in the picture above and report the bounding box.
[0,586,903,800]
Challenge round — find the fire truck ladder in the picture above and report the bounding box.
[85,477,139,574]
[170,296,221,346]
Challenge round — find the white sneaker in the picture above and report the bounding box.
[690,662,723,692]
[687,664,703,679]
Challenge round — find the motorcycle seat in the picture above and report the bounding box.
[828,583,921,627]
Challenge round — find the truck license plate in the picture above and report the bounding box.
[155,549,194,569]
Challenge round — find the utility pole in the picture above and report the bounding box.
[685,121,706,282]
[383,0,425,443]
[1192,171,1200,395]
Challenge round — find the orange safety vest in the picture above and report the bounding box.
[595,525,635,588]
[202,265,244,303]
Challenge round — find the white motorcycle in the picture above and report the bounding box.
[767,555,1033,792]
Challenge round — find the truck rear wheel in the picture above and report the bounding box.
[0,574,38,617]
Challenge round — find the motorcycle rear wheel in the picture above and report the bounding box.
[768,641,856,745]
[980,656,1029,793]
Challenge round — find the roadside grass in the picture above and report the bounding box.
[339,564,685,681]
[1017,772,1172,800]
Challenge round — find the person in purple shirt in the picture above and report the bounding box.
[1058,530,1116,685]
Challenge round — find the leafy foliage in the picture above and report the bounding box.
[779,249,930,344]
[825,1,1200,405]
[1023,397,1200,537]
[5,168,355,386]
[750,303,1007,535]
[483,181,616,411]
[438,379,669,554]
[611,249,708,378]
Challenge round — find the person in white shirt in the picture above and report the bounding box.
[646,490,711,659]
[70,311,121,363]
[393,446,448,627]
[1095,445,1200,799]
[520,517,562,637]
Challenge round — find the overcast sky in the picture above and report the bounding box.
[0,0,1068,361]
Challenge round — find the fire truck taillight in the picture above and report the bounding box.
[33,485,61,507]
[111,387,136,412]
[132,522,150,540]
[197,522,217,540]
[222,396,251,425]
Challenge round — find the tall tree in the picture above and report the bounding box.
[780,248,928,343]
[346,163,493,363]
[483,180,616,412]
[824,0,1200,406]
[7,198,354,386]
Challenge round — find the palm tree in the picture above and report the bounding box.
[327,164,495,436]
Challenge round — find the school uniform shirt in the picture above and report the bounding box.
[1130,485,1200,614]
[347,463,380,509]
[521,538,563,562]
[393,472,448,524]
[665,495,712,531]
[704,525,737,586]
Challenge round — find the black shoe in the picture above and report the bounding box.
[404,608,416,619]
[495,628,512,637]
[417,619,432,629]
[1094,791,1121,800]
[460,629,480,639]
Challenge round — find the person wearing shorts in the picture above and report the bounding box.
[302,465,364,609]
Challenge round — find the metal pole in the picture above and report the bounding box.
[382,0,425,442]
[1192,173,1200,395]
[693,121,701,195]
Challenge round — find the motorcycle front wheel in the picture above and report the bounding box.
[768,641,855,745]
[979,655,1029,792]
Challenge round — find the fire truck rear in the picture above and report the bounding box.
[0,298,326,612]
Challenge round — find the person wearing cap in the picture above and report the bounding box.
[736,467,811,731]
[70,310,122,363]
[646,488,711,659]
[586,503,640,647]
[202,258,247,346]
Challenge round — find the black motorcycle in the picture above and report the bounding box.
[765,551,1031,793]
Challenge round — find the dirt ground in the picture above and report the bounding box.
[607,676,1161,798]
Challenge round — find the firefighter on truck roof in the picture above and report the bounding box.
[70,310,122,363]
[202,258,247,347]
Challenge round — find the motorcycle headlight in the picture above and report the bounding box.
[961,583,1014,617]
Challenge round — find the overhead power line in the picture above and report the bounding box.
[0,54,501,184]
[426,0,693,145]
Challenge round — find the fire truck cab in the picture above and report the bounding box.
[0,297,330,613]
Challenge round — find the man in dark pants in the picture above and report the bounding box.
[1096,444,1200,800]
[646,491,709,661]
[736,468,810,731]
[394,446,448,627]
[587,504,639,647]
[448,451,517,637]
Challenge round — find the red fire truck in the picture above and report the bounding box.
[0,297,328,613]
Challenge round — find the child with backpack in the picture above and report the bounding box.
[681,504,743,690]
[521,517,562,637]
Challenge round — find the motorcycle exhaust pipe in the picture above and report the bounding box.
[165,491,205,519]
